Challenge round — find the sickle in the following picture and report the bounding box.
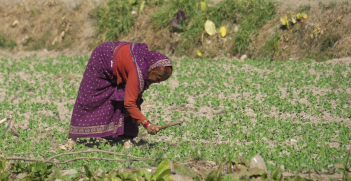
[1,115,13,135]
[158,119,183,137]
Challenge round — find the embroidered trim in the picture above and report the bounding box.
[148,59,173,72]
[69,121,123,135]
[112,43,131,77]
[130,43,145,94]
[113,117,124,133]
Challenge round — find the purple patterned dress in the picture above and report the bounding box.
[68,42,172,139]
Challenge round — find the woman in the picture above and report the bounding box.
[66,41,173,149]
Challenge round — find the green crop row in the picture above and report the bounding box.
[0,55,350,175]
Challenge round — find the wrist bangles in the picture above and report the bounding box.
[142,120,151,128]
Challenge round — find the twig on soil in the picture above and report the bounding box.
[4,152,48,159]
[6,157,57,165]
[56,157,150,164]
[6,157,151,165]
[4,150,153,171]
[7,157,62,170]
[47,150,147,160]
[330,41,339,52]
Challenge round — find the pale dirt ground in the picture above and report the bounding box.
[2,51,350,180]
[1,0,351,180]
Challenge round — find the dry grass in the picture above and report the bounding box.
[250,5,351,61]
[0,0,350,61]
[0,0,91,51]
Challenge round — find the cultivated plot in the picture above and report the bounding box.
[0,55,350,172]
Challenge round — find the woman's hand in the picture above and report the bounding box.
[146,123,160,135]
[141,120,160,135]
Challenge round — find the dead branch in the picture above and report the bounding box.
[4,152,47,159]
[54,157,151,164]
[6,156,152,166]
[6,157,151,164]
[48,150,147,160]
[4,150,153,170]
[6,157,59,168]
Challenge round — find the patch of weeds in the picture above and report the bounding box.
[261,30,280,60]
[23,31,52,51]
[0,34,17,49]
[331,81,339,90]
[341,0,349,6]
[151,0,207,56]
[231,0,277,54]
[151,0,276,56]
[298,5,311,12]
[90,0,164,43]
[306,52,328,62]
[90,0,135,42]
[320,33,340,52]
[319,1,337,10]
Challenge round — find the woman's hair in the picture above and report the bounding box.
[149,66,173,81]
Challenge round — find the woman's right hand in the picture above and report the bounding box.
[146,123,160,135]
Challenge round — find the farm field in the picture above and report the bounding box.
[0,54,351,179]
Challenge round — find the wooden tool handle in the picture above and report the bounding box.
[0,118,6,124]
[0,115,12,125]
[159,120,183,130]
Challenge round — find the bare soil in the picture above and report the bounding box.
[1,0,351,180]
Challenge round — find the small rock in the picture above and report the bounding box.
[66,0,82,9]
[171,174,193,181]
[207,161,217,166]
[290,139,297,143]
[78,179,84,181]
[96,169,103,177]
[62,169,78,176]
[12,20,19,27]
[234,25,239,32]
[240,54,247,61]
[250,154,267,173]
[58,31,65,43]
[52,37,58,46]
[124,140,132,150]
[16,173,27,180]
[55,179,63,181]
[21,35,29,43]
[321,168,329,173]
[131,10,137,15]
[59,144,67,150]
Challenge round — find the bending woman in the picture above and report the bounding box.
[67,42,172,148]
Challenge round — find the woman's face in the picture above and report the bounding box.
[147,72,163,84]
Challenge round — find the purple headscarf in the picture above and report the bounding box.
[113,42,173,94]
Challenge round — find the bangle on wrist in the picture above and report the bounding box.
[142,120,150,128]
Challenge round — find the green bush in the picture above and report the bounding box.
[91,0,164,43]
[92,0,136,42]
[0,34,17,49]
[232,0,276,54]
[261,30,280,59]
[151,0,276,56]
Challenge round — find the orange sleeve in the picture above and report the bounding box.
[124,70,147,124]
